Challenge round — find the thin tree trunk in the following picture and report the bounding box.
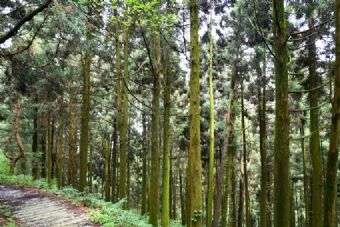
[68,88,77,186]
[142,113,148,215]
[32,104,39,179]
[258,52,268,227]
[300,113,309,227]
[119,27,129,201]
[104,139,110,201]
[161,44,171,227]
[56,97,64,189]
[207,15,215,227]
[47,112,52,187]
[241,75,251,227]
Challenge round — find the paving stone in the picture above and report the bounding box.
[0,185,96,227]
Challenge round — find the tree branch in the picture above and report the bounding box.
[0,0,52,44]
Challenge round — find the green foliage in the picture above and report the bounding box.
[0,152,9,175]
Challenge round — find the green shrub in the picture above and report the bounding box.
[0,152,9,175]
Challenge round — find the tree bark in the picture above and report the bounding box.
[272,0,290,226]
[79,24,92,192]
[323,1,340,227]
[187,1,203,227]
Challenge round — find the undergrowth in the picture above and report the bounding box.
[0,174,183,227]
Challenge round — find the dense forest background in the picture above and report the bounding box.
[0,0,340,227]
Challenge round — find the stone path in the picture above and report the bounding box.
[0,185,96,227]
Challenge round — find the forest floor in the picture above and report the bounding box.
[0,184,98,227]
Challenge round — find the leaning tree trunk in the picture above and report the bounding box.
[272,0,290,227]
[323,1,340,227]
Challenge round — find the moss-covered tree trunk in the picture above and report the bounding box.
[206,19,215,227]
[323,1,340,227]
[272,0,290,226]
[149,34,161,227]
[79,25,92,192]
[161,45,171,227]
[119,27,129,201]
[306,3,322,227]
[187,1,203,227]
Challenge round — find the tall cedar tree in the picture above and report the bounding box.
[149,34,161,227]
[273,0,290,227]
[79,24,92,192]
[323,1,340,227]
[187,0,203,227]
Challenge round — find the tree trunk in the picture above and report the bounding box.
[56,97,64,189]
[207,17,215,227]
[212,62,237,227]
[300,113,309,227]
[9,98,25,176]
[141,113,148,214]
[119,27,129,201]
[79,24,92,192]
[47,112,52,187]
[104,139,110,201]
[68,87,77,186]
[161,44,171,227]
[323,1,340,227]
[257,51,268,227]
[272,0,290,226]
[180,172,186,226]
[187,1,203,227]
[32,104,39,179]
[306,2,323,227]
[149,34,161,227]
[241,75,251,227]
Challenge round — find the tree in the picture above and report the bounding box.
[272,1,290,227]
[323,1,340,227]
[187,1,203,227]
[79,23,92,192]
